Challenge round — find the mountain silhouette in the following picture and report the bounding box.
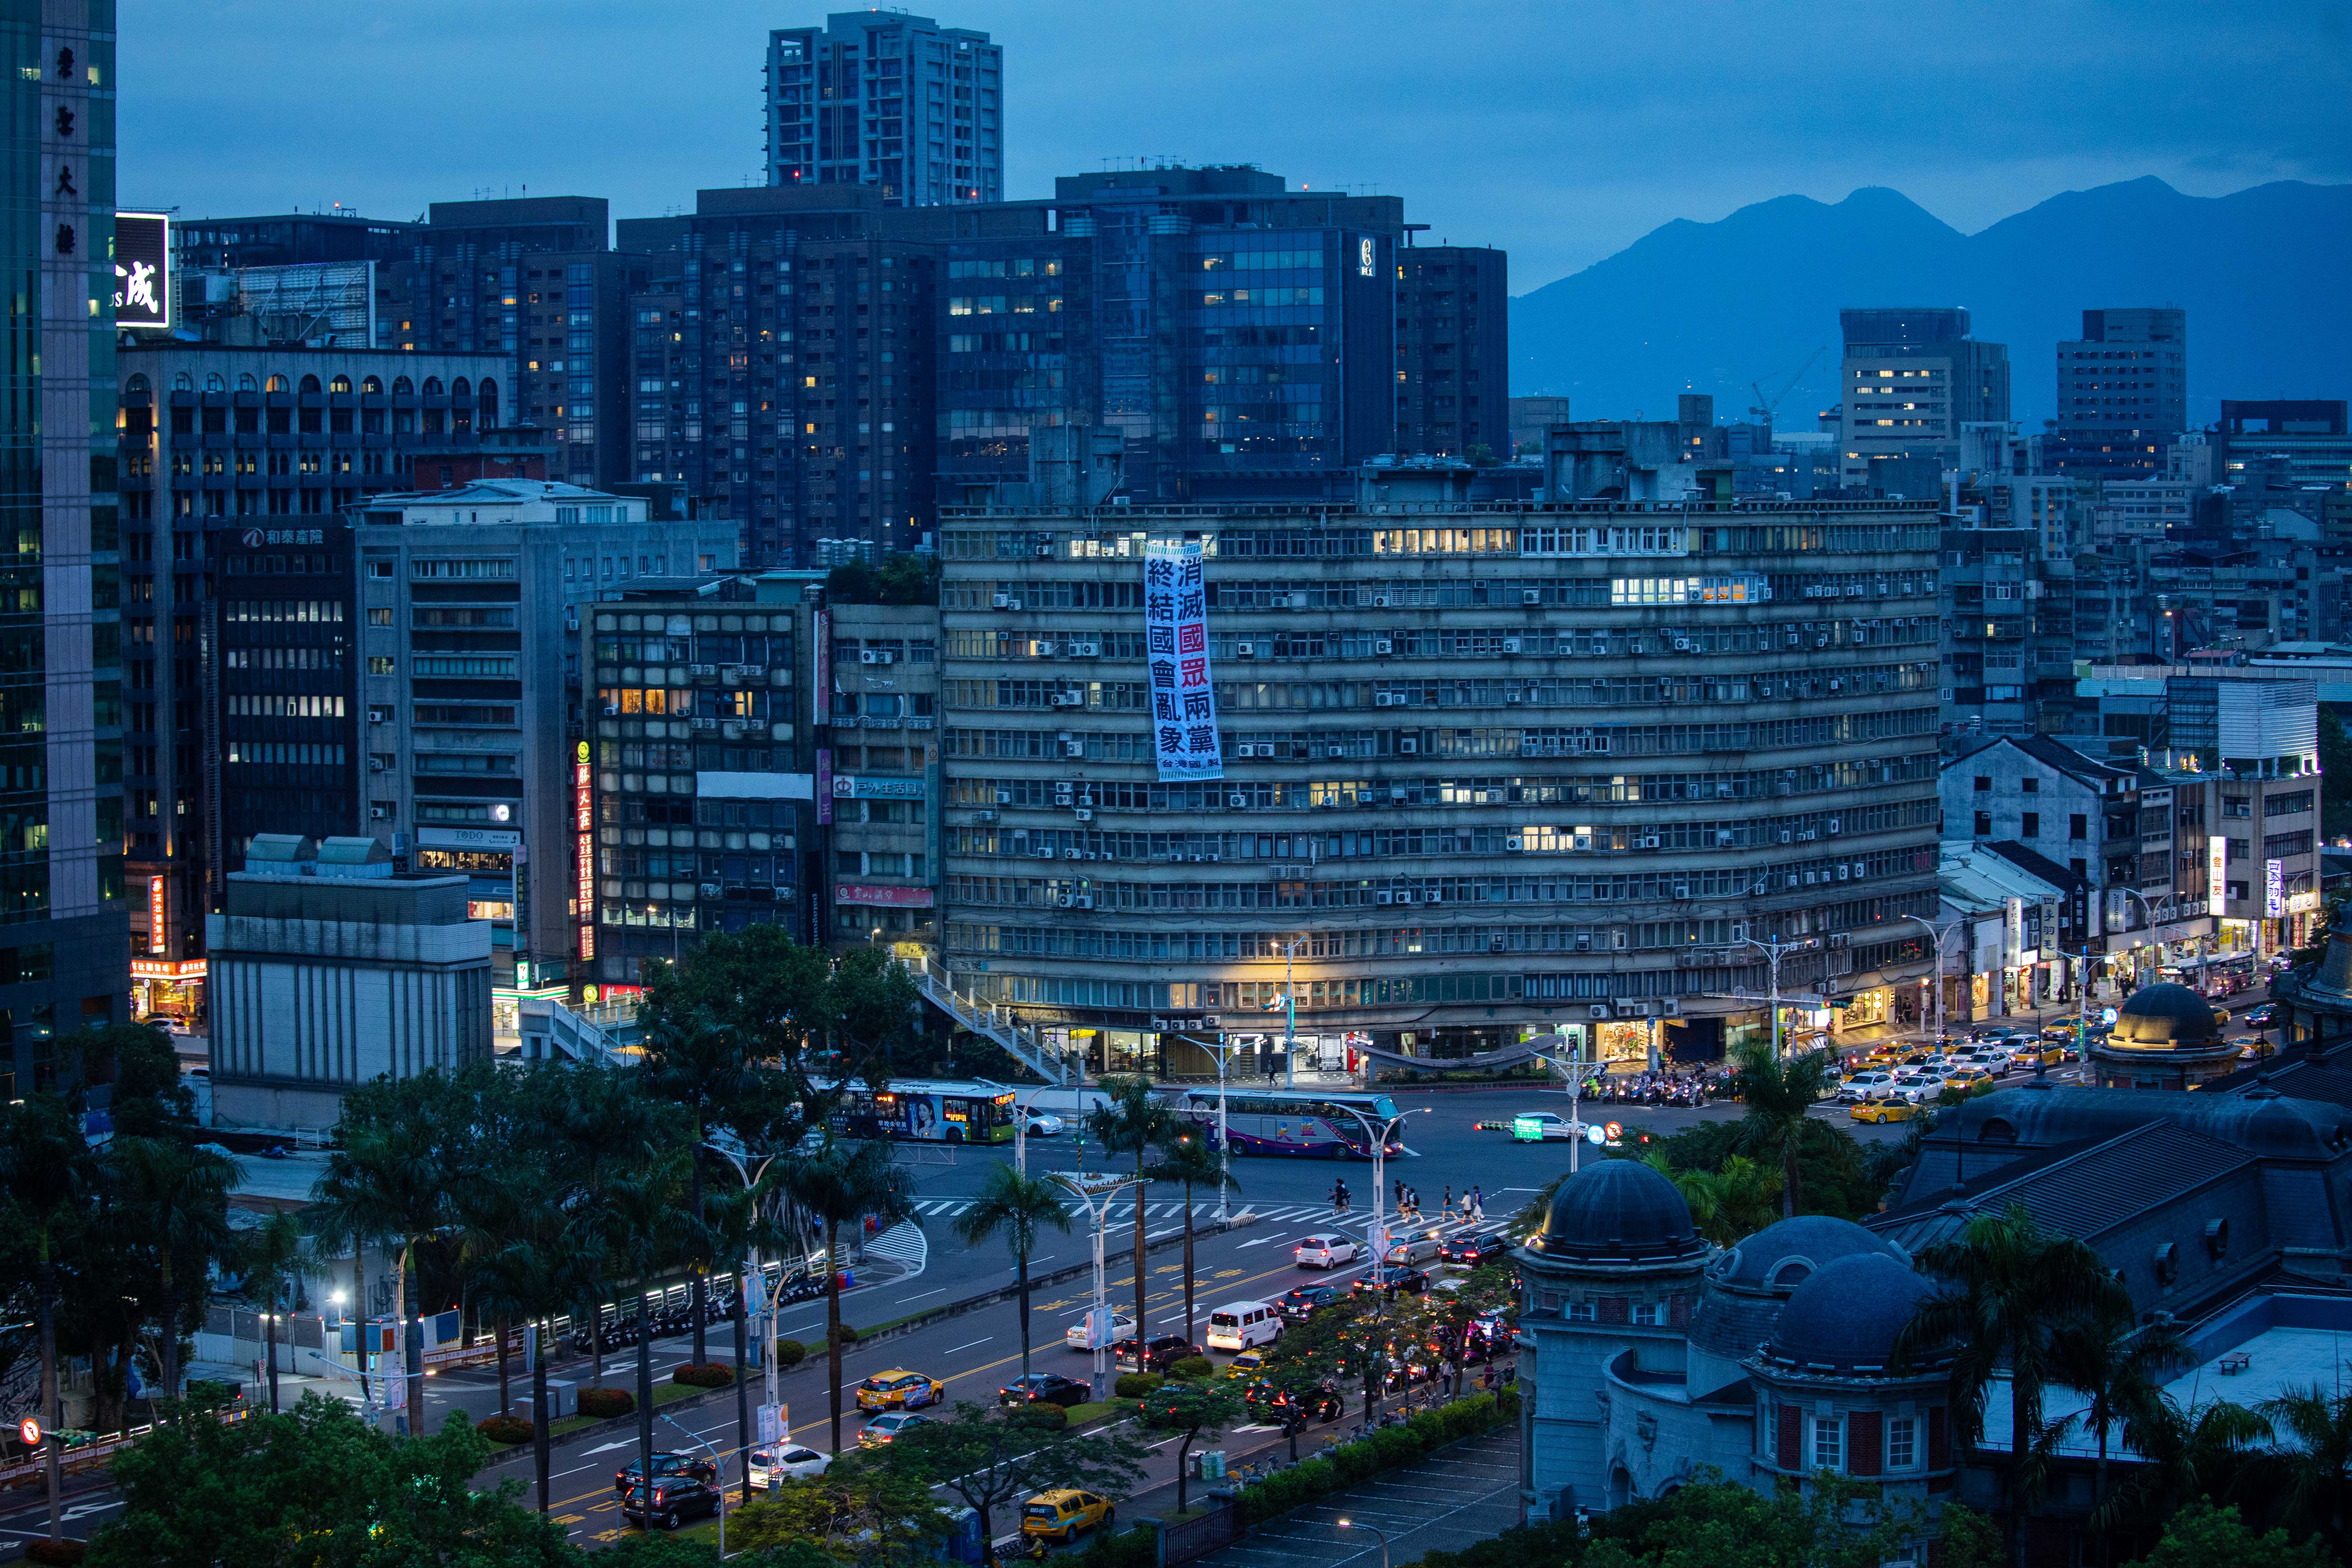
[1508,177,2352,430]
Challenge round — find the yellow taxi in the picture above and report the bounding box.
[1022,1489,1115,1543]
[1222,1348,1271,1380]
[1942,1067,1994,1094]
[854,1369,945,1412]
[1849,1099,1920,1125]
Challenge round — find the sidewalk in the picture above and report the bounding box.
[1185,1424,1522,1568]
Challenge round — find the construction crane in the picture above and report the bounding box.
[1749,345,1828,426]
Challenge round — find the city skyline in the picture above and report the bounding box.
[119,1,2351,292]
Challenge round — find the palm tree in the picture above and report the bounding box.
[1644,1151,1780,1246]
[953,1161,1071,1375]
[778,1135,918,1453]
[1729,1040,1833,1218]
[450,1166,543,1420]
[2118,1394,2272,1524]
[1147,1129,1237,1345]
[596,1141,696,1502]
[2256,1382,2352,1555]
[638,1008,774,1366]
[1892,1203,2134,1568]
[1084,1077,1172,1350]
[238,1210,307,1415]
[107,1135,241,1404]
[0,1094,93,1546]
[309,1120,449,1438]
[2050,1311,2190,1566]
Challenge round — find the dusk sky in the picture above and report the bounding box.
[124,1,2351,290]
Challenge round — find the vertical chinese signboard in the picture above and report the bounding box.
[575,741,595,962]
[1143,539,1222,781]
[148,876,166,954]
[113,212,172,331]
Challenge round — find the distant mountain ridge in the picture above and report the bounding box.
[1508,177,2352,430]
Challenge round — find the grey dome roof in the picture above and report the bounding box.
[1708,1215,1907,1294]
[2110,982,2221,1047]
[1760,1253,1943,1375]
[1525,1159,1706,1264]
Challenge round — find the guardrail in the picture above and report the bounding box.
[0,1404,252,1492]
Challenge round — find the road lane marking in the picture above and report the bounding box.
[946,1337,994,1354]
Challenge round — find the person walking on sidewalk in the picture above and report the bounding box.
[1441,1185,1455,1223]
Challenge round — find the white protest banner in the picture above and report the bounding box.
[1143,538,1223,781]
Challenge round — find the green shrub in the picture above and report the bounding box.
[1008,1403,1068,1432]
[1112,1372,1162,1400]
[1236,1391,1512,1525]
[1167,1355,1215,1382]
[774,1338,808,1368]
[1074,1524,1160,1568]
[25,1541,88,1566]
[830,1324,859,1347]
[578,1386,636,1419]
[475,1413,534,1445]
[670,1363,735,1388]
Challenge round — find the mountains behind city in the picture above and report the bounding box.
[1513,175,2352,429]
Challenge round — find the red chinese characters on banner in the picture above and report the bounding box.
[575,742,595,961]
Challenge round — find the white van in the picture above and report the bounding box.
[1205,1301,1281,1352]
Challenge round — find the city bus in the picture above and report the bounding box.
[1174,1088,1404,1158]
[827,1079,1018,1144]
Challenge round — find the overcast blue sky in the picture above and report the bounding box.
[122,1,2352,290]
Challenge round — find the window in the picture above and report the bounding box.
[1564,1301,1595,1322]
[2021,813,2039,837]
[1812,1416,1842,1471]
[2020,777,2038,793]
[1886,1416,1917,1470]
[368,656,396,675]
[366,608,393,626]
[1973,811,1991,837]
[1631,1301,1661,1326]
[2070,814,2087,840]
[1973,776,1991,792]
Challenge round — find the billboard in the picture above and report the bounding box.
[1143,538,1222,781]
[113,213,171,331]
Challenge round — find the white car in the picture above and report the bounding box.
[1064,1311,1136,1351]
[1838,1071,1898,1102]
[748,1444,830,1490]
[1509,1111,1582,1142]
[1024,1112,1066,1138]
[1294,1235,1360,1269]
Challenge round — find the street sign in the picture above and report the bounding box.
[756,1402,784,1444]
[1584,1124,1606,1146]
[1603,1122,1623,1141]
[18,1417,38,1446]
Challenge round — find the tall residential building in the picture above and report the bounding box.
[1394,245,1508,459]
[826,601,943,948]
[2047,307,2188,479]
[1939,423,2081,740]
[2,2,128,1097]
[936,447,1942,1076]
[765,12,1003,206]
[1837,307,2010,490]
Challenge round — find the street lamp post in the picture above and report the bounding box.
[1182,1032,1245,1224]
[1736,936,1816,1060]
[705,1136,784,1503]
[1900,915,1963,1049]
[1521,1047,1608,1174]
[1280,938,1305,1088]
[1051,1171,1147,1401]
[1323,1105,1427,1300]
[1336,1516,1390,1568]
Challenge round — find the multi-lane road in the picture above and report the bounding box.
[0,1058,2148,1557]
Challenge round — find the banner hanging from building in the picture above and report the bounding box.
[1144,538,1222,782]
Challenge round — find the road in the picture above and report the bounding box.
[0,1051,2185,1558]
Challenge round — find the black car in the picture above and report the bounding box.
[1110,1334,1201,1372]
[615,1450,719,1494]
[1275,1285,1342,1322]
[1436,1232,1510,1268]
[621,1476,722,1531]
[999,1372,1090,1408]
[1350,1265,1428,1297]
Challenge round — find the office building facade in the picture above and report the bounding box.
[351,481,738,985]
[765,12,1003,206]
[827,601,941,947]
[1837,308,2009,489]
[1,1,128,1097]
[116,345,510,1016]
[582,577,815,989]
[2047,307,2187,479]
[936,456,1942,1075]
[2216,400,2352,498]
[1394,245,1507,459]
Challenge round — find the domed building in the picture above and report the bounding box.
[2087,981,2241,1090]
[1516,1166,1958,1520]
